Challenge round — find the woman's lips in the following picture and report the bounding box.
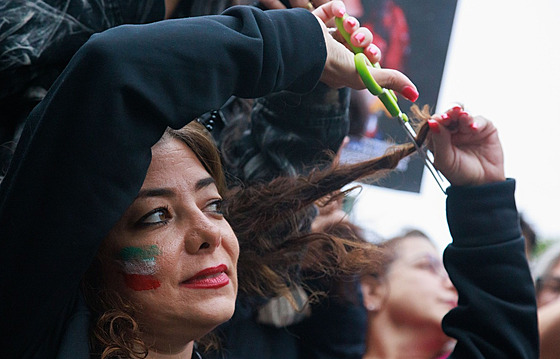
[181,264,229,289]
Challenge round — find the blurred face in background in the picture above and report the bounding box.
[363,235,458,333]
[382,236,457,328]
[537,260,560,308]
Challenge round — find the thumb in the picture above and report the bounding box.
[368,67,418,102]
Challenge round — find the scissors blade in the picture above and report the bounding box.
[398,115,449,194]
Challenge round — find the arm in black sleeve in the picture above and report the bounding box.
[0,6,326,358]
[443,179,539,359]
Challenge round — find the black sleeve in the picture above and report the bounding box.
[443,179,539,359]
[0,6,326,358]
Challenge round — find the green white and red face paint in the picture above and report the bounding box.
[117,245,161,291]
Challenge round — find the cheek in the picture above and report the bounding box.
[390,273,439,301]
[116,245,164,292]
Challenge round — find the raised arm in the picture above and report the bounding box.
[0,5,337,357]
[428,108,538,358]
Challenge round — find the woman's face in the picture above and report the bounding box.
[537,260,560,307]
[101,137,239,348]
[379,236,457,329]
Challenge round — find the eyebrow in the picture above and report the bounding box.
[136,177,216,199]
[195,177,216,191]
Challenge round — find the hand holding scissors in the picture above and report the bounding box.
[334,13,449,193]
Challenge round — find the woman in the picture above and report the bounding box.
[0,3,537,359]
[361,230,457,359]
[0,2,410,358]
[82,123,239,358]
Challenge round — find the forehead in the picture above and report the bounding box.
[393,236,437,261]
[144,137,211,187]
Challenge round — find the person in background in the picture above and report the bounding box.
[532,241,560,359]
[360,229,457,359]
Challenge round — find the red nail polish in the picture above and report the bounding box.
[366,44,378,57]
[401,86,419,102]
[428,119,440,133]
[347,18,357,27]
[440,113,450,121]
[470,122,479,130]
[337,8,346,17]
[452,106,462,112]
[354,33,365,43]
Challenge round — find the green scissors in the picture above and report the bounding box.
[335,14,448,194]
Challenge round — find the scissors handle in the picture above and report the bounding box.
[335,16,406,120]
[335,14,449,194]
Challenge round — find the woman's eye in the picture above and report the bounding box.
[137,207,170,226]
[206,199,223,216]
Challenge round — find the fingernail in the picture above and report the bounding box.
[470,122,479,130]
[346,18,357,27]
[337,8,346,17]
[365,44,378,57]
[401,86,419,102]
[452,106,462,112]
[440,113,450,121]
[428,119,440,133]
[354,33,365,43]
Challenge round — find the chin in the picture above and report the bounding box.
[198,298,236,329]
[193,309,235,340]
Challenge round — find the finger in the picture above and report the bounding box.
[440,107,473,134]
[368,67,418,102]
[350,27,373,50]
[312,0,346,23]
[364,43,382,65]
[259,0,287,9]
[342,15,360,33]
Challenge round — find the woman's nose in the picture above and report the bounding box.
[183,216,222,254]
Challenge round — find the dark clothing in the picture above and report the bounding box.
[444,179,539,358]
[210,284,367,359]
[219,84,350,183]
[0,0,165,178]
[0,7,325,359]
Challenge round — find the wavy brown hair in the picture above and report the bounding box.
[82,106,431,357]
[224,105,431,302]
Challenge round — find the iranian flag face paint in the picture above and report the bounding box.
[118,245,161,291]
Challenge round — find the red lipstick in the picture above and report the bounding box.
[181,264,229,289]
